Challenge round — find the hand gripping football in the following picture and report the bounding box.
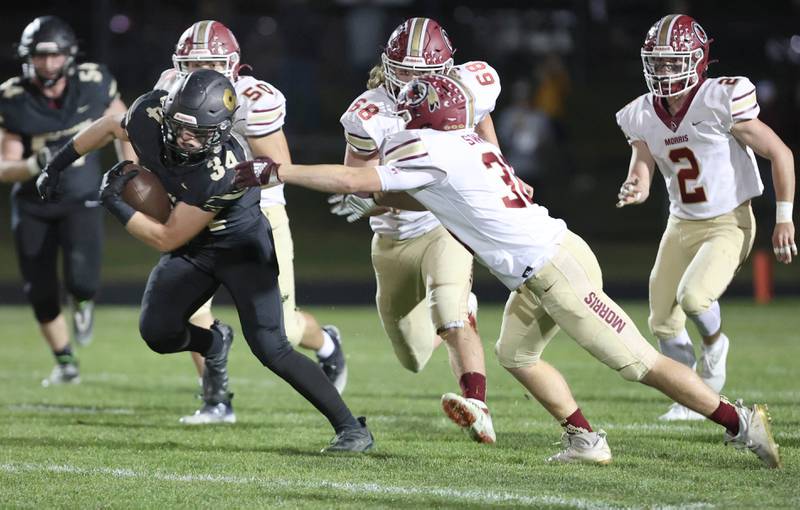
[119,163,171,223]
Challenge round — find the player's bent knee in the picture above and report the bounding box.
[618,361,651,381]
[494,339,539,369]
[677,289,709,316]
[30,297,60,324]
[649,318,682,341]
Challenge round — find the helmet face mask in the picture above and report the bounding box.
[173,20,241,80]
[17,16,78,88]
[641,15,710,98]
[382,18,455,99]
[161,69,237,166]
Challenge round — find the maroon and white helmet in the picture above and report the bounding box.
[382,17,455,99]
[641,14,712,97]
[396,74,474,131]
[173,20,241,80]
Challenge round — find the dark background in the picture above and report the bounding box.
[1,0,799,304]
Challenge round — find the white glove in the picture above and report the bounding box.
[328,193,378,223]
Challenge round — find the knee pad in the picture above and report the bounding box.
[648,317,684,342]
[283,308,306,347]
[25,283,60,323]
[677,289,708,317]
[139,319,186,354]
[618,361,651,382]
[494,338,540,369]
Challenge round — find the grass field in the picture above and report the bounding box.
[1,300,799,509]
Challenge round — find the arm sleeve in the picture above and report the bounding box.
[727,77,759,128]
[376,165,441,192]
[615,99,644,145]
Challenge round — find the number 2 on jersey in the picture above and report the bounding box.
[482,152,532,208]
[670,147,707,204]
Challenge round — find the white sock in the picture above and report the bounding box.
[689,300,721,337]
[316,329,335,359]
[658,329,696,369]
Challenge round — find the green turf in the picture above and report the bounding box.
[1,301,798,508]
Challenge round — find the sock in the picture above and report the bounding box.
[560,408,593,434]
[708,399,740,436]
[689,300,721,337]
[658,330,696,369]
[459,372,486,402]
[316,329,335,359]
[186,324,221,357]
[53,345,75,365]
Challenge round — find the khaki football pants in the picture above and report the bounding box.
[648,202,755,339]
[371,226,473,373]
[190,204,307,346]
[496,230,659,381]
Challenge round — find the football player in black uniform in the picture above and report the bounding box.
[38,69,373,452]
[0,16,136,386]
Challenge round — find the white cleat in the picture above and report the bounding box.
[441,393,496,444]
[659,402,706,421]
[725,399,781,468]
[546,430,612,465]
[179,401,236,425]
[41,363,81,387]
[699,334,729,393]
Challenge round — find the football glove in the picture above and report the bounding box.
[26,146,52,176]
[233,157,281,188]
[328,193,378,223]
[36,141,82,201]
[99,160,137,225]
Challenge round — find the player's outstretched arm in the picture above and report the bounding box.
[0,129,51,183]
[731,118,796,263]
[616,140,655,208]
[234,156,383,195]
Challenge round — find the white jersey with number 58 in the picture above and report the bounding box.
[616,76,763,220]
[340,61,502,240]
[154,69,288,207]
[376,129,566,290]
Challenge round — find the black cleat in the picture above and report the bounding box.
[202,321,234,404]
[321,416,374,453]
[318,325,347,394]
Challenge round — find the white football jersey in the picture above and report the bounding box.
[154,69,288,207]
[340,61,502,240]
[376,129,567,290]
[616,77,763,220]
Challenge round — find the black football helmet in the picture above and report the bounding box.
[161,69,238,165]
[17,16,78,87]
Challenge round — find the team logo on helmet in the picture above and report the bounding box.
[404,81,440,113]
[223,87,236,111]
[692,22,708,44]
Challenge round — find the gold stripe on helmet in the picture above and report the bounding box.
[409,18,426,58]
[194,20,210,47]
[657,14,677,46]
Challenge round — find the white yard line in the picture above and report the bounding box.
[0,462,713,509]
[6,404,134,415]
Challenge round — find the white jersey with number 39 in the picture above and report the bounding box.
[616,77,763,220]
[340,61,502,240]
[154,69,288,207]
[376,129,567,290]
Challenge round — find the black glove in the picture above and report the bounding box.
[36,140,81,201]
[233,157,281,188]
[99,160,138,225]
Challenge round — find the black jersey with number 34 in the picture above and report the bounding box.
[0,63,118,206]
[123,90,261,246]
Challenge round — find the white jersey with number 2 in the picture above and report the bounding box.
[616,76,763,220]
[375,129,567,290]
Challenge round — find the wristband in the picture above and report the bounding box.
[104,197,136,226]
[47,140,81,174]
[776,201,793,224]
[26,155,41,176]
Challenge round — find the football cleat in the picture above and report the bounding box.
[179,400,236,425]
[467,292,479,332]
[321,416,374,453]
[72,299,95,346]
[202,321,233,405]
[441,392,496,444]
[318,325,347,394]
[659,402,706,421]
[546,429,612,465]
[41,362,80,387]
[699,334,729,393]
[725,399,782,468]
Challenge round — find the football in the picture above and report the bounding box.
[120,163,172,223]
